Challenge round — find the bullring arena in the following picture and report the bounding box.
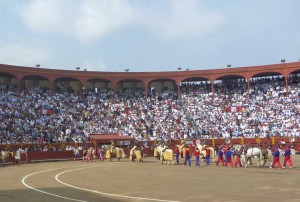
[1,154,300,202]
[1,61,300,202]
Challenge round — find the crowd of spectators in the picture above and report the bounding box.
[1,75,300,145]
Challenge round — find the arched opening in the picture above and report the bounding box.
[180,77,211,96]
[214,75,247,102]
[54,77,82,93]
[85,78,112,90]
[20,75,50,94]
[0,72,18,92]
[85,78,113,99]
[148,78,177,100]
[288,69,300,96]
[116,79,145,101]
[250,72,284,100]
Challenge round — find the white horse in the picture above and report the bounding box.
[195,140,215,162]
[155,145,174,165]
[243,146,267,168]
[233,145,267,167]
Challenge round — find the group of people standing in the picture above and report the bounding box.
[215,145,237,167]
[172,143,295,169]
[270,145,294,169]
[1,148,22,167]
[174,145,212,167]
[76,141,118,162]
[75,146,105,162]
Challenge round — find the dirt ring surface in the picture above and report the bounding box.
[1,156,300,202]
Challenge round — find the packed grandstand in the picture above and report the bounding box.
[0,62,300,145]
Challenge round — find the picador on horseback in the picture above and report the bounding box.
[129,142,144,163]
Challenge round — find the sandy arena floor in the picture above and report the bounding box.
[0,156,299,202]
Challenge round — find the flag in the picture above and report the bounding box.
[225,106,243,113]
[39,109,54,115]
[231,106,236,112]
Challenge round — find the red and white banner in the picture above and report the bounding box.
[225,106,243,113]
[39,109,54,115]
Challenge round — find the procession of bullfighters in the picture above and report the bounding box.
[93,138,296,169]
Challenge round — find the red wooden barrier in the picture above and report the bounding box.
[0,137,299,163]
[27,151,75,162]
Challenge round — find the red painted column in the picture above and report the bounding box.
[145,83,148,100]
[285,76,288,96]
[113,82,116,99]
[17,79,20,97]
[177,83,180,99]
[50,81,53,96]
[247,80,250,99]
[211,81,214,100]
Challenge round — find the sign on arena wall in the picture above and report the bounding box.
[123,141,131,146]
[185,140,193,145]
[117,141,124,146]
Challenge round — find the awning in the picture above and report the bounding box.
[90,134,135,144]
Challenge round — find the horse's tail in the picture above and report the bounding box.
[258,149,263,160]
[196,142,202,151]
[259,149,264,167]
[121,148,126,158]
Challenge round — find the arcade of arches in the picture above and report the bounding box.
[0,62,300,99]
